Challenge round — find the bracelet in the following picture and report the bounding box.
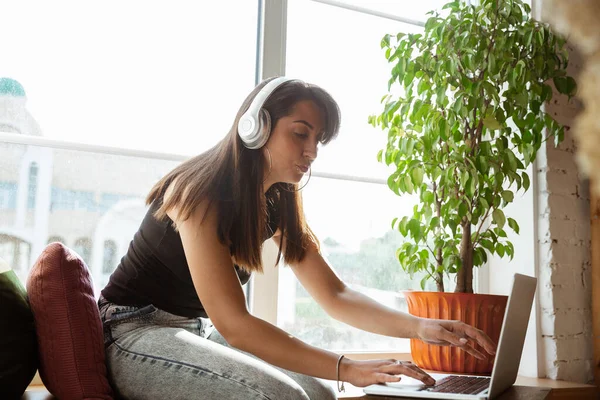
[336,354,346,393]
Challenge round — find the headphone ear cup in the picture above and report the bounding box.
[258,109,272,146]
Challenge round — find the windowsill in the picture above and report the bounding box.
[26,374,598,400]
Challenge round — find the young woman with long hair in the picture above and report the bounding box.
[98,77,496,400]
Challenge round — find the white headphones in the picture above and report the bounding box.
[237,77,295,149]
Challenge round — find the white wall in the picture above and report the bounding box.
[484,40,593,383]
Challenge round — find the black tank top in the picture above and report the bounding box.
[101,199,279,318]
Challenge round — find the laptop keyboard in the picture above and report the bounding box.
[418,375,490,394]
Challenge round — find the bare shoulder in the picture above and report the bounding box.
[163,178,215,230]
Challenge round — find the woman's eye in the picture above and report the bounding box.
[294,132,308,139]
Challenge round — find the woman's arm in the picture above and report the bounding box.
[170,201,433,387]
[280,236,496,360]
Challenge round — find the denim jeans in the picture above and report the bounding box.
[98,297,337,400]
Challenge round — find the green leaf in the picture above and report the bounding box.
[483,114,502,130]
[443,255,453,270]
[408,219,421,240]
[496,243,505,257]
[553,76,569,95]
[424,205,433,222]
[501,190,514,204]
[522,172,530,191]
[473,247,483,266]
[404,174,414,193]
[525,30,533,46]
[514,60,526,86]
[565,76,577,97]
[423,191,435,204]
[448,220,458,236]
[479,193,489,207]
[381,34,391,49]
[411,167,424,187]
[542,84,553,102]
[508,217,520,234]
[481,239,494,252]
[458,202,468,219]
[404,70,415,87]
[399,217,409,236]
[493,209,506,229]
[442,1,459,11]
[436,84,447,106]
[536,30,544,46]
[531,100,541,115]
[460,171,470,188]
[488,53,496,75]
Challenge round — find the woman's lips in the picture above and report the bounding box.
[297,164,309,173]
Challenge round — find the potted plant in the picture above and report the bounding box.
[370,0,576,373]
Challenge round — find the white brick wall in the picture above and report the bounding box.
[536,45,594,384]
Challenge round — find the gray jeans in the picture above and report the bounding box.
[98,297,337,400]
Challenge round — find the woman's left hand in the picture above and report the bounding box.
[415,318,497,360]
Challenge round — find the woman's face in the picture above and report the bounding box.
[262,100,324,190]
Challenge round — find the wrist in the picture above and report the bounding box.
[338,356,353,383]
[411,316,425,339]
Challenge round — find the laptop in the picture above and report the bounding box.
[364,273,537,399]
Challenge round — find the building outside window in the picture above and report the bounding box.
[27,162,38,209]
[73,237,92,266]
[102,240,117,274]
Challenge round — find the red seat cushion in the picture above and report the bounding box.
[26,242,113,400]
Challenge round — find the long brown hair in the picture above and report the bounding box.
[147,78,341,272]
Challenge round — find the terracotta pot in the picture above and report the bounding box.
[404,291,507,374]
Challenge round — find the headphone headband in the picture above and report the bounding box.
[238,77,295,149]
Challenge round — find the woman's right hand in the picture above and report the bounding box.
[340,358,436,387]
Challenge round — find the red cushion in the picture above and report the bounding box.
[27,243,113,400]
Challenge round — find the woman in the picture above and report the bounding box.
[98,77,496,400]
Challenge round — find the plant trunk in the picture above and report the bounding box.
[456,221,473,293]
[436,272,444,292]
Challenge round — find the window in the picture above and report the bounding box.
[278,177,442,351]
[73,238,92,266]
[286,0,425,178]
[99,193,136,214]
[0,1,259,155]
[0,234,31,282]
[0,181,17,209]
[103,240,117,274]
[51,188,96,211]
[0,141,180,293]
[275,0,451,351]
[27,162,38,209]
[47,236,65,244]
[1,0,483,356]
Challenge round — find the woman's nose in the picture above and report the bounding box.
[304,140,318,161]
